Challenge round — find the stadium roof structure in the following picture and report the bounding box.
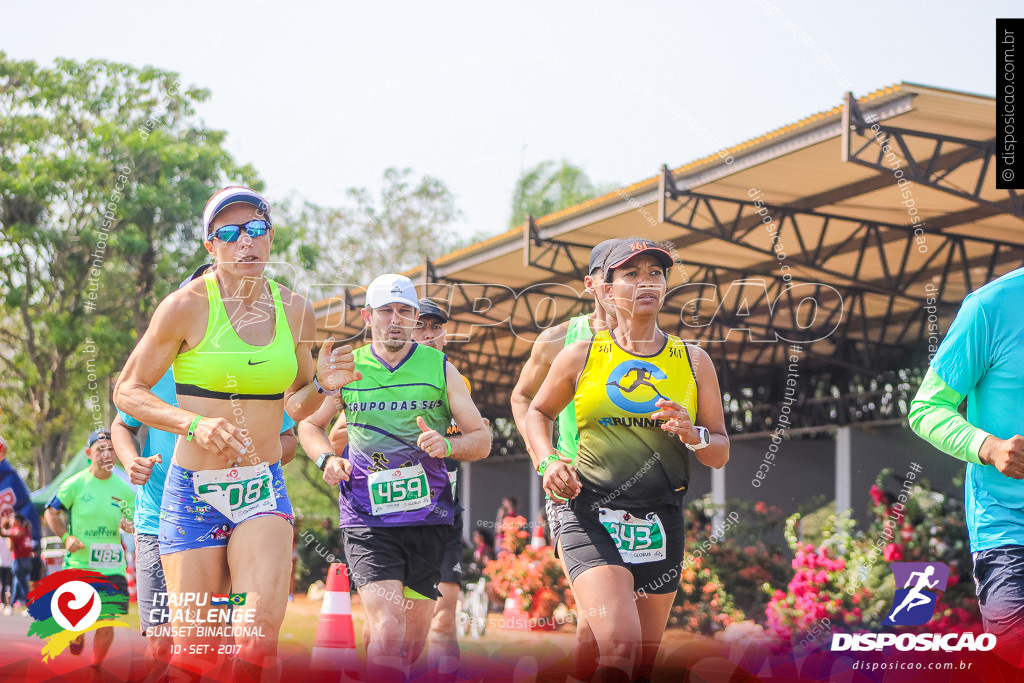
[314,82,1020,442]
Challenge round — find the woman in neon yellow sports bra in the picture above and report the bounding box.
[113,186,361,677]
[524,238,730,683]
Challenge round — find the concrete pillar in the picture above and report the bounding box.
[712,464,726,529]
[461,462,472,543]
[836,426,852,516]
[529,462,542,530]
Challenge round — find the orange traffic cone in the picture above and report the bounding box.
[309,563,359,683]
[531,524,546,549]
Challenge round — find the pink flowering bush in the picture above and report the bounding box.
[765,514,870,640]
[765,468,981,641]
[861,468,980,632]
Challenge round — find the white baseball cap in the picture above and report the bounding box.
[203,186,272,238]
[365,274,420,310]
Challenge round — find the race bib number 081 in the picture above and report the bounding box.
[598,508,667,564]
[368,464,430,515]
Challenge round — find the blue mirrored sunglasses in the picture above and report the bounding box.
[207,219,272,243]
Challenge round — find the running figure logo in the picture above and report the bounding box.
[884,562,949,626]
[612,368,667,399]
[605,361,668,413]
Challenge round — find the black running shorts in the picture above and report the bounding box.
[342,525,447,600]
[557,495,685,595]
[438,511,465,586]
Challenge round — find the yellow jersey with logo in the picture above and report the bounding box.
[574,330,698,507]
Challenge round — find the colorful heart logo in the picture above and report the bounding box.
[50,581,101,632]
[56,591,95,630]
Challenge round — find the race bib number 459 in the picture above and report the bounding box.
[368,465,430,515]
[193,463,275,524]
[599,508,667,564]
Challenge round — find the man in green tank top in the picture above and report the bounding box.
[509,238,618,681]
[44,428,135,672]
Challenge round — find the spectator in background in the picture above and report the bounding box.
[0,518,11,613]
[472,529,495,567]
[494,496,518,550]
[0,453,43,551]
[535,508,551,547]
[1,512,33,614]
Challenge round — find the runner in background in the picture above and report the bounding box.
[43,428,135,673]
[407,298,476,681]
[510,238,619,679]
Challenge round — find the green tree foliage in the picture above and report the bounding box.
[0,53,256,485]
[509,159,610,227]
[279,167,463,299]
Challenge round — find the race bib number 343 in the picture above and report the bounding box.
[598,508,667,564]
[368,465,430,515]
[193,463,275,524]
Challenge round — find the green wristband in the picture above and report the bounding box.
[186,415,203,441]
[537,454,562,476]
[443,437,452,457]
[61,532,69,543]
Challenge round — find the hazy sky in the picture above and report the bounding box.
[1,1,1011,242]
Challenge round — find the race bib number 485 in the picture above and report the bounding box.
[368,464,430,515]
[599,508,667,564]
[89,543,124,570]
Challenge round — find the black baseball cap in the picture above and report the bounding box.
[87,428,111,448]
[603,238,674,273]
[179,263,213,289]
[418,298,449,322]
[589,239,621,275]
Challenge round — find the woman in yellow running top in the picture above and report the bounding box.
[525,238,729,683]
[114,187,359,677]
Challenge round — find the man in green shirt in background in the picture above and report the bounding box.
[44,428,136,673]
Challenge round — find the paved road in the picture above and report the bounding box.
[0,597,787,682]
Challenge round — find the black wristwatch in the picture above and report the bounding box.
[316,452,340,471]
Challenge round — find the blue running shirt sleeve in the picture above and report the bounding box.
[116,368,177,535]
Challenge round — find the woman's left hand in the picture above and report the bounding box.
[316,337,361,391]
[653,398,701,447]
